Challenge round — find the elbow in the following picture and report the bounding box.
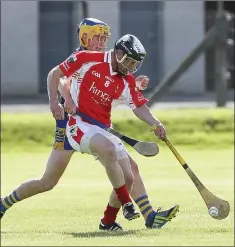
[133,104,145,114]
[48,66,63,81]
[58,77,69,95]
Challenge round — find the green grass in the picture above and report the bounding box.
[1,148,234,246]
[1,108,234,152]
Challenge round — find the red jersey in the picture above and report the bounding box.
[59,50,148,126]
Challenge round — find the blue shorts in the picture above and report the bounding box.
[53,112,73,150]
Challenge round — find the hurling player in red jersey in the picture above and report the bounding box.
[59,34,179,230]
[57,35,152,222]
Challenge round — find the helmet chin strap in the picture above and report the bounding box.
[117,69,127,76]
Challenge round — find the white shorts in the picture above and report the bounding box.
[66,115,128,160]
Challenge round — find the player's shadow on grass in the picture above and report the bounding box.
[64,230,141,238]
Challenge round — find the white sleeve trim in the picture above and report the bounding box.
[121,78,137,110]
[104,52,108,62]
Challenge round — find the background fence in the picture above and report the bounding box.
[1,1,234,106]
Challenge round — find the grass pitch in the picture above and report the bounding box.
[1,148,234,246]
[1,108,234,152]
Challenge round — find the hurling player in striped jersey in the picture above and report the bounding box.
[0,18,112,222]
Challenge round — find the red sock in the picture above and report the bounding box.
[114,184,132,206]
[101,204,120,225]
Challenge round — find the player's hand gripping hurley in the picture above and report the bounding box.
[151,124,230,220]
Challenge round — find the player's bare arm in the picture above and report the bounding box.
[133,104,166,140]
[58,77,68,94]
[59,78,76,115]
[47,66,65,120]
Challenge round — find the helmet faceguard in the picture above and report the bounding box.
[77,18,111,51]
[114,34,146,75]
[116,53,143,75]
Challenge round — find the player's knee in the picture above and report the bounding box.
[43,182,57,192]
[39,178,58,192]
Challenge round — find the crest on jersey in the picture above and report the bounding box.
[69,125,78,136]
[68,53,77,63]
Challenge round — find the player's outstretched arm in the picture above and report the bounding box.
[133,104,166,140]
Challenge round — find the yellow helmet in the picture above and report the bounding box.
[77,18,111,49]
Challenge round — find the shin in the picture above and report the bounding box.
[14,149,73,200]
